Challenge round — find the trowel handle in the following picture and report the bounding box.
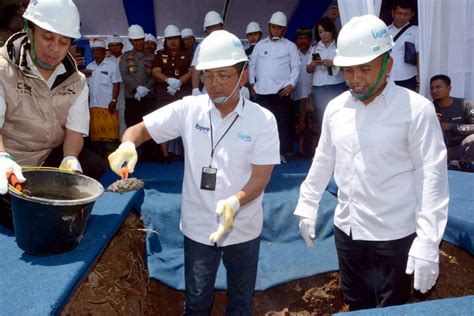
[6,170,22,192]
[120,162,129,180]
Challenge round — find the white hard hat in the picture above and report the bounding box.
[91,39,107,49]
[196,30,248,70]
[269,11,287,27]
[246,22,261,34]
[145,33,157,44]
[334,15,394,67]
[203,10,223,30]
[23,0,81,39]
[164,25,180,38]
[128,24,145,40]
[181,28,194,38]
[107,35,122,45]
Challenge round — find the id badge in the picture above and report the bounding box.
[200,167,217,191]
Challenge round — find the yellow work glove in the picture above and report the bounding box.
[59,156,83,173]
[108,141,138,176]
[209,196,240,243]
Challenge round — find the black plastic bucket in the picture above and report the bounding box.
[8,168,104,256]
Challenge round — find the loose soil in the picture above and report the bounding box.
[62,211,474,315]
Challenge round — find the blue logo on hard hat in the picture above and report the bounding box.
[232,39,243,49]
[371,28,388,39]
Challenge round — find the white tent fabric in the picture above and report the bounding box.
[338,0,382,25]
[75,0,130,36]
[418,0,474,99]
[152,0,298,39]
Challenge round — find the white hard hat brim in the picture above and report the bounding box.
[27,19,81,39]
[196,57,248,71]
[334,47,391,67]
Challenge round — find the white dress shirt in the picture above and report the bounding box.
[0,52,89,135]
[292,49,313,101]
[249,37,301,95]
[86,57,122,108]
[388,23,419,81]
[144,94,280,246]
[294,80,449,263]
[307,40,344,87]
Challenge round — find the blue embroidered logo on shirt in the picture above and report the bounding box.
[195,123,210,132]
[238,132,251,142]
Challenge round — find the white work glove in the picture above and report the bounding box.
[209,196,240,243]
[59,156,83,173]
[405,255,439,293]
[0,153,26,194]
[299,216,316,247]
[166,77,181,90]
[134,92,142,101]
[192,88,201,96]
[166,85,178,96]
[108,141,138,176]
[136,85,150,98]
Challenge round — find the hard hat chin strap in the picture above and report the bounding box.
[24,21,56,71]
[350,52,390,101]
[211,63,247,106]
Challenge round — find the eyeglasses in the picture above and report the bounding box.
[202,72,238,85]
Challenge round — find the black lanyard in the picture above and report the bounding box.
[208,99,244,167]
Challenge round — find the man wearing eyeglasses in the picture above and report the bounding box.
[108,30,280,314]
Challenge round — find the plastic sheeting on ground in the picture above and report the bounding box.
[338,295,474,315]
[144,160,474,290]
[143,159,339,291]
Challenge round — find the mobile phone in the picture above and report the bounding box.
[76,46,85,57]
[312,53,321,61]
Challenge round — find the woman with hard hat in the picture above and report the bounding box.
[191,10,224,96]
[0,0,105,229]
[180,28,196,51]
[109,30,279,314]
[306,16,346,143]
[151,24,193,163]
[295,14,448,310]
[244,21,262,57]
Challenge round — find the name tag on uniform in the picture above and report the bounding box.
[200,167,217,191]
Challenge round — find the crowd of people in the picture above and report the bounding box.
[0,0,472,315]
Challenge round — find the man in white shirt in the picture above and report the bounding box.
[107,35,127,138]
[85,39,122,157]
[294,15,448,311]
[190,11,224,96]
[249,11,300,163]
[291,28,314,157]
[387,0,419,91]
[108,30,280,314]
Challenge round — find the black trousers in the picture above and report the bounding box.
[124,97,159,160]
[0,145,105,230]
[256,92,292,154]
[334,225,415,311]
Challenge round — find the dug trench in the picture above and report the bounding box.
[62,211,474,315]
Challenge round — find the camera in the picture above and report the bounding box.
[312,53,321,61]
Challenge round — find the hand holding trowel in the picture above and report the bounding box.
[107,142,144,193]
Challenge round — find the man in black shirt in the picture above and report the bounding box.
[430,74,474,171]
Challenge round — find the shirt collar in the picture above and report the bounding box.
[26,51,66,89]
[317,40,336,49]
[205,93,245,117]
[371,78,396,107]
[390,22,410,30]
